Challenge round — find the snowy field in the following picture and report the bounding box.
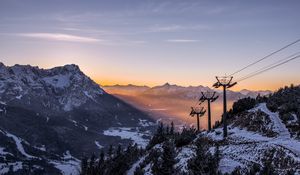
[103,127,151,148]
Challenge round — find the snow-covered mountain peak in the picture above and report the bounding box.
[61,64,80,71]
[0,63,104,112]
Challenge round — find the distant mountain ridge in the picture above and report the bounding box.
[103,83,272,100]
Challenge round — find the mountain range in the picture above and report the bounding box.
[104,83,272,100]
[0,63,155,174]
[103,83,272,128]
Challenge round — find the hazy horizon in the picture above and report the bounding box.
[1,0,300,91]
[1,61,280,91]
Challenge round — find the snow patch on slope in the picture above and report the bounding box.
[95,141,104,149]
[0,162,23,174]
[43,74,71,89]
[207,103,300,173]
[175,146,195,173]
[50,151,80,175]
[250,103,290,139]
[127,156,146,175]
[5,131,36,159]
[103,127,149,148]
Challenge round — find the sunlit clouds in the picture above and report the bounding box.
[165,39,199,43]
[18,33,101,43]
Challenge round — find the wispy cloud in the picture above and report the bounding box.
[149,24,211,33]
[166,39,199,43]
[150,25,183,32]
[18,33,100,43]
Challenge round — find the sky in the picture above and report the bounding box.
[0,0,300,90]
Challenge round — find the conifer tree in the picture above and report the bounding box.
[160,141,176,175]
[80,157,88,175]
[170,122,175,135]
[108,145,113,158]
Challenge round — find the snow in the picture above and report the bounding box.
[83,125,88,131]
[50,160,80,175]
[289,113,298,124]
[63,99,74,111]
[0,147,12,156]
[15,94,22,99]
[5,131,36,159]
[43,74,71,89]
[103,127,149,148]
[143,163,152,175]
[0,162,23,174]
[207,103,300,174]
[175,147,195,173]
[50,151,80,175]
[251,103,290,139]
[218,157,243,174]
[127,156,146,175]
[0,101,6,105]
[83,91,94,100]
[95,141,104,149]
[70,119,78,126]
[34,145,46,152]
[138,119,155,127]
[13,85,23,92]
[63,151,74,160]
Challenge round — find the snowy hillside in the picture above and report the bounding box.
[207,103,300,174]
[127,103,300,174]
[82,85,300,175]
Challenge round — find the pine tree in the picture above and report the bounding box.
[187,138,219,175]
[170,122,175,135]
[166,125,170,135]
[151,154,161,175]
[116,144,122,155]
[160,141,176,175]
[147,122,166,149]
[108,145,113,158]
[80,157,88,175]
[88,153,96,175]
[260,160,275,175]
[97,150,105,174]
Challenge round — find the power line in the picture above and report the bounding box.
[229,39,300,76]
[235,51,300,82]
[236,54,300,82]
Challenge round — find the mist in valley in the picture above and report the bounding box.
[104,87,234,130]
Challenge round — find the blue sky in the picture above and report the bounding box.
[0,0,300,90]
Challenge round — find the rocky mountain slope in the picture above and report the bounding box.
[0,63,155,174]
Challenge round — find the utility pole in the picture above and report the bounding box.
[199,91,219,131]
[190,106,206,131]
[213,76,237,138]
